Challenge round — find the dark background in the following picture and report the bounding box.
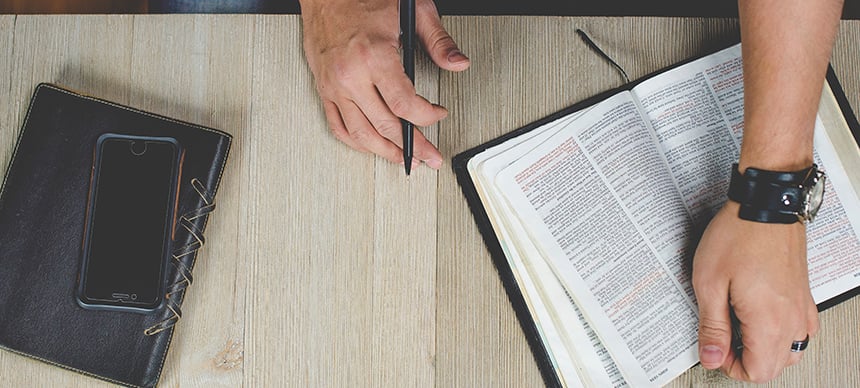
[168,0,860,18]
[1,0,859,18]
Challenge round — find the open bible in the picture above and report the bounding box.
[453,44,860,387]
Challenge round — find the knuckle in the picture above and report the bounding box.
[385,151,402,164]
[329,125,348,141]
[331,53,370,87]
[332,63,358,87]
[376,119,402,139]
[697,316,731,338]
[349,126,373,144]
[412,112,439,127]
[388,97,412,118]
[427,28,455,52]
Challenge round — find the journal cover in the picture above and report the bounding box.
[451,67,860,387]
[0,84,232,387]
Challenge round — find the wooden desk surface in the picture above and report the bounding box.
[0,15,858,387]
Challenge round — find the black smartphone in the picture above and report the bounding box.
[77,134,182,313]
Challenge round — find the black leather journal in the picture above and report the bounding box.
[0,84,232,387]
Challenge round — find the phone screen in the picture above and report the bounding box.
[78,135,181,312]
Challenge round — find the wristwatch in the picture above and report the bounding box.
[727,163,826,224]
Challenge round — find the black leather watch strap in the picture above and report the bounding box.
[727,163,809,224]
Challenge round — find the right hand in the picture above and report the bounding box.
[693,201,819,383]
[300,0,470,170]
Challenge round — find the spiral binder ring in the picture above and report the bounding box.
[145,178,215,336]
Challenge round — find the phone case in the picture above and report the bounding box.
[77,134,183,313]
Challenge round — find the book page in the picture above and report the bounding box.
[468,115,585,388]
[494,92,699,387]
[469,111,626,387]
[632,44,860,304]
[632,46,742,225]
[806,115,860,302]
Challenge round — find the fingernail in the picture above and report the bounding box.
[425,158,443,169]
[411,158,420,169]
[447,49,469,64]
[700,345,723,368]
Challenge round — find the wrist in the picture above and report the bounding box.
[737,123,814,174]
[737,152,814,174]
[727,163,826,224]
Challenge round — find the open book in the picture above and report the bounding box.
[453,44,860,387]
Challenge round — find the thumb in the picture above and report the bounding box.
[415,0,470,72]
[695,283,733,370]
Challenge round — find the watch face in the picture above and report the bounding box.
[802,170,826,222]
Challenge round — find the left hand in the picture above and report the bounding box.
[692,201,819,383]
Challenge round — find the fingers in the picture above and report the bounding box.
[692,278,732,370]
[323,101,367,153]
[786,297,819,367]
[415,0,470,72]
[304,0,453,170]
[339,52,445,168]
[325,98,443,169]
[724,302,812,383]
[338,100,405,164]
[786,336,804,366]
[342,79,445,168]
[372,61,448,127]
[411,126,444,169]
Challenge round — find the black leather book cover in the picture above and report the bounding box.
[0,84,232,387]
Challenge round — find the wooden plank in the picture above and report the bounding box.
[125,14,253,387]
[437,16,584,387]
[0,15,16,175]
[833,20,860,125]
[243,15,376,387]
[369,41,439,387]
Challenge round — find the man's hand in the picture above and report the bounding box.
[300,0,470,170]
[693,201,819,383]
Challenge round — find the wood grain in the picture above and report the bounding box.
[0,16,15,174]
[0,15,858,388]
[368,28,440,387]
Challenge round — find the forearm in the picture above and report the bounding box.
[738,0,843,172]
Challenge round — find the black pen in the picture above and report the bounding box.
[400,0,415,175]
